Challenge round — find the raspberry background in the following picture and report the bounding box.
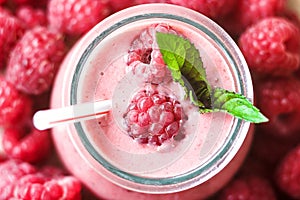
[0,0,299,199]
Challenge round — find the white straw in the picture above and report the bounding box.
[33,100,112,130]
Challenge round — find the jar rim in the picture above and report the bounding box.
[70,3,252,193]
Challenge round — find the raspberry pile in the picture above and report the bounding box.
[0,0,299,199]
[123,89,183,145]
[217,0,300,199]
[0,159,81,199]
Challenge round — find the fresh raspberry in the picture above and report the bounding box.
[16,6,47,29]
[169,0,237,19]
[255,77,300,118]
[255,76,300,137]
[0,159,81,200]
[2,126,51,163]
[123,88,184,145]
[14,174,81,200]
[218,175,276,200]
[0,76,32,127]
[6,26,66,95]
[235,0,286,31]
[47,0,111,36]
[126,24,180,84]
[276,145,300,199]
[238,17,300,76]
[0,7,24,69]
[0,159,37,199]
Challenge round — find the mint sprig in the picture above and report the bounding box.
[156,32,212,111]
[211,88,268,123]
[156,32,268,123]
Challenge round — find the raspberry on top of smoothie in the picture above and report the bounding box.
[126,24,179,84]
[123,87,185,146]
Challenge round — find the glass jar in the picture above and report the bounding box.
[51,3,254,200]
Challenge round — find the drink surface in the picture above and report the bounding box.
[76,19,236,177]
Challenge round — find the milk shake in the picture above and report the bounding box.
[51,4,254,199]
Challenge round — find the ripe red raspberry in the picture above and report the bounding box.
[0,159,37,199]
[0,159,81,200]
[123,88,184,145]
[126,24,179,84]
[238,17,300,76]
[2,126,51,163]
[218,175,276,200]
[0,76,32,127]
[47,0,111,36]
[254,76,300,137]
[6,26,66,95]
[0,7,24,69]
[14,174,81,200]
[234,0,286,31]
[169,0,237,19]
[16,6,47,29]
[276,145,300,199]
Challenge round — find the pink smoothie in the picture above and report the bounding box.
[51,4,253,200]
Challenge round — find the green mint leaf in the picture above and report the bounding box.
[156,32,212,110]
[156,32,268,123]
[211,88,268,123]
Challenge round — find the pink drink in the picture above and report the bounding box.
[51,4,254,199]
